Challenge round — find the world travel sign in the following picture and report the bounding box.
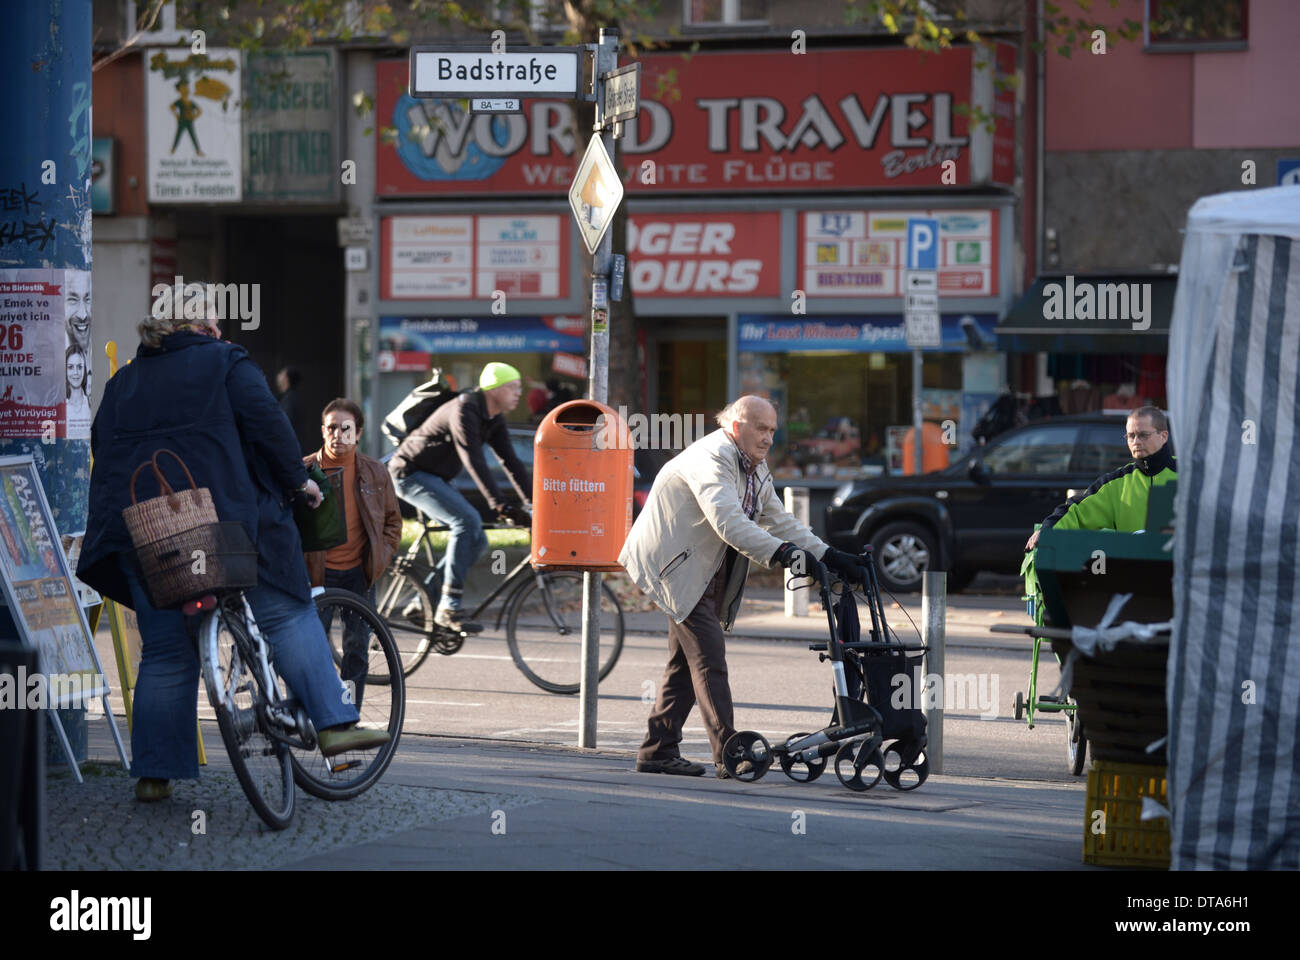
[377,45,1015,196]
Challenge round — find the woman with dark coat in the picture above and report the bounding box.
[78,312,388,802]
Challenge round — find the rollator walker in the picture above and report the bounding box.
[721,547,931,792]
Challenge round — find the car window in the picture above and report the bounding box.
[1075,424,1132,475]
[981,425,1079,475]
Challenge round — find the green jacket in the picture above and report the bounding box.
[1043,443,1177,533]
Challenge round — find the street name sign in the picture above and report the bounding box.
[568,135,624,255]
[409,46,582,99]
[600,63,641,127]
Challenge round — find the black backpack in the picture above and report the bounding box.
[381,371,459,446]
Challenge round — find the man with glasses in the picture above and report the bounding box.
[1024,406,1176,551]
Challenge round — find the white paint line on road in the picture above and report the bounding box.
[405,699,485,707]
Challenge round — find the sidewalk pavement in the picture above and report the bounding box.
[43,717,1091,871]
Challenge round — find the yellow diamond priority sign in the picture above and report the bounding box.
[568,136,624,255]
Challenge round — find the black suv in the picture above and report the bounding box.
[824,415,1135,593]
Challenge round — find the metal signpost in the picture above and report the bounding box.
[905,219,940,475]
[408,34,634,748]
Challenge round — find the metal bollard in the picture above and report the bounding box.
[784,487,810,617]
[922,571,946,774]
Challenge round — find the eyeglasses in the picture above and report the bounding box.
[1125,430,1157,442]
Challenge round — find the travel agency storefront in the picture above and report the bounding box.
[372,44,1019,484]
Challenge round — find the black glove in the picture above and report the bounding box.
[822,547,868,583]
[497,504,532,528]
[771,541,814,574]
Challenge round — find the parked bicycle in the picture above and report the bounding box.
[187,582,404,829]
[369,513,624,694]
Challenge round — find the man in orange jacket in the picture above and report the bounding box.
[303,398,403,708]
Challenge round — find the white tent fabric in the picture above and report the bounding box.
[1166,185,1300,869]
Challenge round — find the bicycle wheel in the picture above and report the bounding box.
[292,589,405,801]
[370,558,439,681]
[199,605,295,830]
[506,571,624,694]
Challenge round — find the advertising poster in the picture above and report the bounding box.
[378,316,586,371]
[382,214,568,300]
[800,210,997,297]
[0,457,105,707]
[146,48,243,203]
[0,268,92,442]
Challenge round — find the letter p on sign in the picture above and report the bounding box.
[907,218,939,270]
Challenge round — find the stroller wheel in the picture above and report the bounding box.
[882,743,929,791]
[778,734,827,783]
[722,731,772,782]
[835,739,883,792]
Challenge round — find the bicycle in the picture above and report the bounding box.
[369,513,624,694]
[186,584,404,829]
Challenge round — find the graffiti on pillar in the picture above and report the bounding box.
[0,183,57,253]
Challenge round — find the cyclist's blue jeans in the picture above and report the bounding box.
[392,470,487,610]
[119,555,358,781]
[323,564,374,710]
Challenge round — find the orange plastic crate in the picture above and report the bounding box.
[1082,760,1171,868]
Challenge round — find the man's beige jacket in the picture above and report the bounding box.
[619,428,828,628]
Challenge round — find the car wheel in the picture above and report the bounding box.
[868,521,937,594]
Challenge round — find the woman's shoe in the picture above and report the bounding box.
[317,724,391,758]
[134,778,173,802]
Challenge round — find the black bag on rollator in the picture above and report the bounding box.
[834,585,929,769]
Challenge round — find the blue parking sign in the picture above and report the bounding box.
[907,218,939,270]
[1279,159,1300,186]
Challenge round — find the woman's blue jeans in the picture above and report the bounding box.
[120,556,358,780]
[392,470,487,608]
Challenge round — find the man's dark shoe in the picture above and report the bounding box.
[715,760,755,780]
[635,756,705,776]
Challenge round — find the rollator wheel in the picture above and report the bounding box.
[834,739,883,792]
[1013,690,1025,721]
[778,733,826,783]
[722,731,772,782]
[881,743,929,791]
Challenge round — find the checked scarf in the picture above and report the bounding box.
[728,434,760,519]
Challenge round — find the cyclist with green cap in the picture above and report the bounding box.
[388,361,532,631]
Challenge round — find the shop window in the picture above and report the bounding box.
[1146,0,1247,51]
[684,0,769,27]
[981,424,1079,475]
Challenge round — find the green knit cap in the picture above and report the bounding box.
[479,361,521,391]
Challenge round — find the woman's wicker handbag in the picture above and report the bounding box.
[122,449,256,608]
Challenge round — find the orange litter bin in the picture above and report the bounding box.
[531,400,633,570]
